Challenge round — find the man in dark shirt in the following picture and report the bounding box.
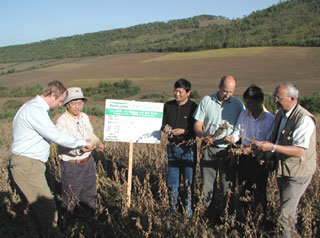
[162,78,197,216]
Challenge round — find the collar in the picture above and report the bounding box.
[249,110,266,120]
[282,104,297,119]
[174,99,189,107]
[65,110,82,120]
[36,95,50,111]
[211,93,233,104]
[248,104,268,120]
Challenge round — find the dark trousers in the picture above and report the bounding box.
[61,157,96,213]
[237,155,269,213]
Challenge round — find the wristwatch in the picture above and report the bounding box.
[271,144,276,153]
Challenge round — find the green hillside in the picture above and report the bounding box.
[0,0,319,62]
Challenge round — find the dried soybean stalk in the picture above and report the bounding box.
[227,136,264,158]
[201,122,228,150]
[229,144,250,156]
[163,124,173,138]
[175,138,196,147]
[163,124,196,146]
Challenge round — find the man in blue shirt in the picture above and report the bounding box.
[193,75,244,221]
[10,81,93,237]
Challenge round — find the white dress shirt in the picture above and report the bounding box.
[275,105,315,149]
[11,95,87,162]
[230,109,275,145]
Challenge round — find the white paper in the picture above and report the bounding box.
[104,99,164,144]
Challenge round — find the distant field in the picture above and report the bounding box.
[0,47,319,98]
[141,47,272,62]
[65,77,173,91]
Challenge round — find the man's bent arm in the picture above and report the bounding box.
[194,120,204,138]
[255,141,306,158]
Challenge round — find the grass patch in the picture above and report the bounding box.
[142,47,271,62]
[65,78,123,88]
[66,77,174,89]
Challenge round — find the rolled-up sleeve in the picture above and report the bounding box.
[292,116,315,149]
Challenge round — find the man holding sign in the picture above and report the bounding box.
[161,78,197,216]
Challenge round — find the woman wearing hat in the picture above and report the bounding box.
[56,87,104,215]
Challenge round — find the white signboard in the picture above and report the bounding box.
[104,99,164,144]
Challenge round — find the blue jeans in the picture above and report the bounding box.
[167,143,196,215]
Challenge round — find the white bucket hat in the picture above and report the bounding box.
[63,87,88,106]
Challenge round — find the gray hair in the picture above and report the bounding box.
[279,82,299,99]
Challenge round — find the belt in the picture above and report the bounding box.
[67,155,91,164]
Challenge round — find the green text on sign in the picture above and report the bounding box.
[106,109,163,118]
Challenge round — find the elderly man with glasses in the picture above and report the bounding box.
[56,87,104,217]
[255,82,317,238]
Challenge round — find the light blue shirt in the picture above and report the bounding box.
[11,95,87,162]
[193,93,245,147]
[230,109,275,145]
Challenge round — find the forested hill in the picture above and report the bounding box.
[1,0,319,63]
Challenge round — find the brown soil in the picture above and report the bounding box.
[0,47,319,98]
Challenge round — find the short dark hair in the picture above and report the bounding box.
[174,78,191,92]
[243,85,264,103]
[42,81,67,99]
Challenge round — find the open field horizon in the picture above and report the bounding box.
[1,47,320,99]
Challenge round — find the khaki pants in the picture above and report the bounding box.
[10,155,58,233]
[277,175,312,238]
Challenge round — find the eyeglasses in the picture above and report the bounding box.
[68,101,83,107]
[273,96,288,102]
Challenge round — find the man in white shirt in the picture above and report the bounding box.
[225,85,274,217]
[255,82,317,238]
[10,81,93,237]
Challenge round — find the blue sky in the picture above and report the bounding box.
[1,0,280,47]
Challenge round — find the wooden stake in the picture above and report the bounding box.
[126,142,134,207]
